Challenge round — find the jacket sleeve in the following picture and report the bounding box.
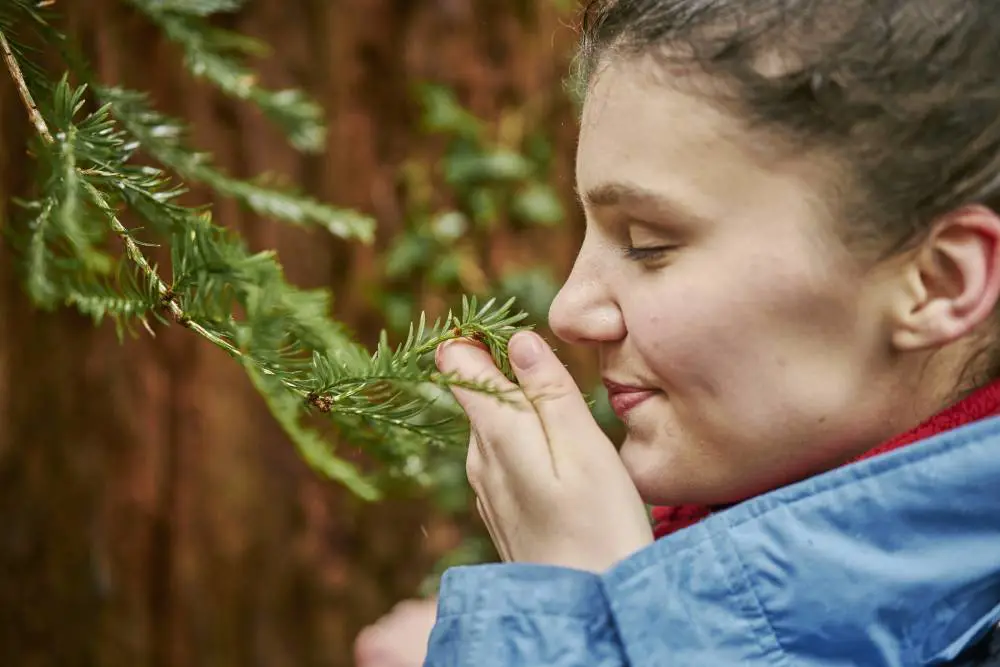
[423,563,627,667]
[423,521,787,667]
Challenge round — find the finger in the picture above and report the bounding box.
[507,331,606,445]
[435,339,540,437]
[353,625,388,665]
[436,339,520,403]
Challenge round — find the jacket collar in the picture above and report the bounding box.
[653,380,1000,538]
[606,416,1000,665]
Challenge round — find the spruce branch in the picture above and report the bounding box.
[4,4,371,243]
[1,4,540,499]
[307,296,529,416]
[8,70,244,357]
[36,43,370,240]
[48,80,529,465]
[248,365,382,501]
[84,180,248,357]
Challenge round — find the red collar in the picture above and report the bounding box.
[652,379,1000,539]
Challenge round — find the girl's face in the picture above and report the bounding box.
[550,59,926,506]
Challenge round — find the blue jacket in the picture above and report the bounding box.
[424,416,1000,666]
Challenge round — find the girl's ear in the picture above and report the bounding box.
[891,205,1000,351]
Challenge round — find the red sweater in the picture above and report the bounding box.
[652,380,1000,539]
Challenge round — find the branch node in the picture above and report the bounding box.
[307,392,334,413]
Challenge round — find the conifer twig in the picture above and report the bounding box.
[81,181,250,359]
[0,28,294,390]
[1,25,269,377]
[0,29,53,144]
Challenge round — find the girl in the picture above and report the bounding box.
[424,0,1000,664]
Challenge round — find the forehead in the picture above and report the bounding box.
[576,59,830,235]
[577,59,782,214]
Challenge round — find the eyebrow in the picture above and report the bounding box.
[580,182,655,207]
[578,181,710,229]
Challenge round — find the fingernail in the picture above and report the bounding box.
[436,338,482,372]
[435,339,459,371]
[509,331,543,371]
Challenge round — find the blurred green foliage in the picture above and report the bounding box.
[379,83,565,335]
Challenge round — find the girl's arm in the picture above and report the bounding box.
[423,517,781,667]
[425,563,626,667]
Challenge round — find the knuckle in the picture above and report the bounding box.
[353,627,382,662]
[526,380,572,404]
[393,600,421,615]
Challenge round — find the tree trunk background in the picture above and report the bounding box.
[0,1,585,666]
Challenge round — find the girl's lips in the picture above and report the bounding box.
[607,389,658,419]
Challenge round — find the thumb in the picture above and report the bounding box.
[507,331,604,443]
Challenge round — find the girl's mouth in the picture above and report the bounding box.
[603,379,659,419]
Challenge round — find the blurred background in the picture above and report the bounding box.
[0,1,609,665]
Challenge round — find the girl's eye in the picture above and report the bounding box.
[621,244,676,262]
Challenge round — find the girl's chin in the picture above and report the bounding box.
[619,432,731,506]
[618,435,686,505]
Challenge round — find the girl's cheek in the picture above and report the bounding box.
[627,282,738,378]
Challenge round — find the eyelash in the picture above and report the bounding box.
[621,244,676,262]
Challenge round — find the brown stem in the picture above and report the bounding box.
[0,29,54,144]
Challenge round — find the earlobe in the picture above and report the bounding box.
[890,205,1000,352]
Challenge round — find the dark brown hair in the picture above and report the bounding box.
[575,0,1000,256]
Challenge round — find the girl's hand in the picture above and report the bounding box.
[436,331,653,573]
[354,598,438,667]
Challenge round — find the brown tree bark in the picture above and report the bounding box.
[0,1,584,666]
